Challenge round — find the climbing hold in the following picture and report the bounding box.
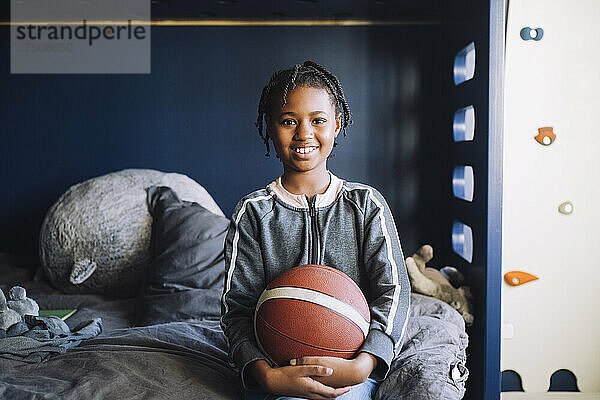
[520,27,544,41]
[504,271,538,286]
[558,201,574,215]
[534,127,556,146]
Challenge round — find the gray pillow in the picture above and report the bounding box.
[136,186,229,326]
[40,169,225,297]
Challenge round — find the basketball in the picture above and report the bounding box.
[254,264,371,366]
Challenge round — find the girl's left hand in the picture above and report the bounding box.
[290,353,377,388]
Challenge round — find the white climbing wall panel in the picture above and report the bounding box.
[502,0,600,393]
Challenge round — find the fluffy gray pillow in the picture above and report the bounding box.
[40,169,224,297]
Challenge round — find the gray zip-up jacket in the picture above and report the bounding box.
[220,171,410,389]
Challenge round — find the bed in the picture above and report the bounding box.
[0,174,469,399]
[0,284,468,399]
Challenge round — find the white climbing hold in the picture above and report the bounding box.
[558,201,574,215]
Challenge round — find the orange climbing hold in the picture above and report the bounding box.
[534,127,556,146]
[504,271,539,286]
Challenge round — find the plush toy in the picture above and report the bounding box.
[0,289,22,330]
[7,286,39,317]
[406,245,474,326]
[39,169,225,297]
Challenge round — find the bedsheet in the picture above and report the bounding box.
[0,279,468,399]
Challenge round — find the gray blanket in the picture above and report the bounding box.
[0,315,103,363]
[0,281,467,399]
[374,293,469,400]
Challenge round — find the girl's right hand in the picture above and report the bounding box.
[250,360,353,399]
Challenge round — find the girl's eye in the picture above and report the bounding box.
[280,119,296,126]
[313,118,326,124]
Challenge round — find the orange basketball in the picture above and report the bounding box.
[254,264,370,366]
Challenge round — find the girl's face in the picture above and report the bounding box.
[267,85,341,176]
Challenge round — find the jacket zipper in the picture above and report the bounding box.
[306,194,321,265]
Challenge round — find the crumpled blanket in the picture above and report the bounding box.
[374,293,469,400]
[0,315,103,363]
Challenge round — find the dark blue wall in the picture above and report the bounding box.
[1,25,452,258]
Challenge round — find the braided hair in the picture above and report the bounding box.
[255,60,352,158]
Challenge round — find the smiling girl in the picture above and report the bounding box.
[221,61,410,400]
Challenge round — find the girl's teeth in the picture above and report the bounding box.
[295,147,316,154]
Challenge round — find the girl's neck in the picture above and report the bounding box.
[281,168,331,199]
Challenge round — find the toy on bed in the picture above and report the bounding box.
[405,244,474,326]
[6,286,39,318]
[0,286,40,330]
[0,290,21,330]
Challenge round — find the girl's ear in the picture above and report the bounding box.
[334,115,342,138]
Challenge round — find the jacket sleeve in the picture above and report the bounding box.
[220,197,269,390]
[358,187,411,381]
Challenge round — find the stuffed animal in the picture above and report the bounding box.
[406,245,474,326]
[7,286,39,317]
[0,289,22,330]
[39,169,225,297]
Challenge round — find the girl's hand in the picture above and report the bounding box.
[290,353,377,388]
[250,360,353,399]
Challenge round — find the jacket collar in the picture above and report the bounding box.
[267,171,344,209]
